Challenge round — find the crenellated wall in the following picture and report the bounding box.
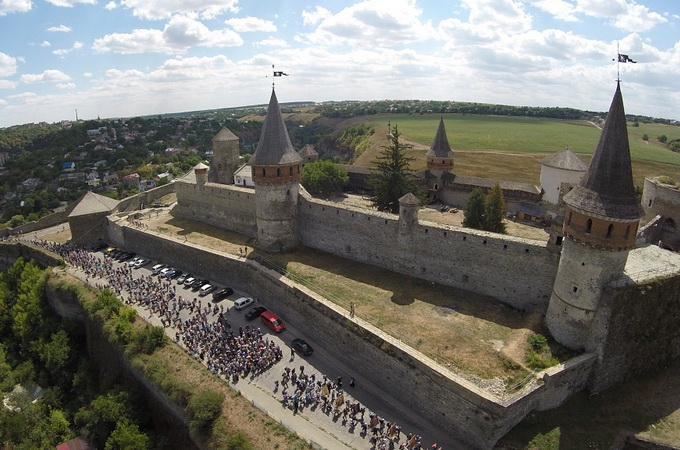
[173,180,257,237]
[298,191,560,310]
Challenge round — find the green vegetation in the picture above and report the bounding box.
[301,160,349,197]
[316,123,375,161]
[368,124,422,213]
[187,389,226,435]
[462,184,507,234]
[525,333,558,370]
[0,259,159,449]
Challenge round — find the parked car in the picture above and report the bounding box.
[233,297,254,310]
[260,310,285,332]
[291,338,313,356]
[183,275,196,286]
[159,267,173,277]
[165,269,183,279]
[119,252,136,262]
[127,256,143,267]
[198,284,216,297]
[151,263,167,275]
[131,258,149,269]
[191,278,208,290]
[244,306,267,321]
[212,287,234,301]
[176,273,190,284]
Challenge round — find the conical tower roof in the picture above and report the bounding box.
[541,147,588,171]
[426,117,454,159]
[212,127,238,142]
[249,89,303,166]
[563,83,643,220]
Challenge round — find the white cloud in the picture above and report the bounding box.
[253,38,288,48]
[302,6,331,26]
[574,0,667,32]
[0,80,16,89]
[47,24,72,32]
[0,0,32,16]
[44,0,95,7]
[461,0,532,34]
[83,72,93,77]
[119,0,239,20]
[0,52,17,77]
[530,0,579,22]
[57,82,76,89]
[40,40,51,47]
[93,15,243,54]
[105,1,116,10]
[225,16,276,32]
[20,69,71,84]
[52,41,83,57]
[299,0,436,47]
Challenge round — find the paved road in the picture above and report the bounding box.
[68,248,461,449]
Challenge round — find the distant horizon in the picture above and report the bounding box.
[2,0,679,128]
[5,95,678,129]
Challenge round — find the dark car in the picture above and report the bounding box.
[191,278,208,290]
[212,287,234,301]
[291,338,313,356]
[166,269,183,279]
[244,306,267,321]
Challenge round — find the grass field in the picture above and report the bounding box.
[339,113,680,187]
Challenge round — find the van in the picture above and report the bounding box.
[260,311,285,333]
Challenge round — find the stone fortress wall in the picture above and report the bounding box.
[172,179,560,311]
[104,220,596,449]
[297,190,560,310]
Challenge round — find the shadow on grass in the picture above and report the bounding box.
[496,356,680,449]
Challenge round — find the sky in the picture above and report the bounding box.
[1,0,679,128]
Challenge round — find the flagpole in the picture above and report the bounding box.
[617,42,620,82]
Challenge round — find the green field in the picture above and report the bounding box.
[361,113,680,166]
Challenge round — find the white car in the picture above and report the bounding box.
[151,263,166,275]
[198,284,216,297]
[233,297,254,310]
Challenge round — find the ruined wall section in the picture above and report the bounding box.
[299,194,560,310]
[587,273,680,393]
[172,180,256,237]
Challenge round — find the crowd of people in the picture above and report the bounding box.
[25,238,444,449]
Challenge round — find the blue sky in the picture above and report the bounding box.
[1,0,678,128]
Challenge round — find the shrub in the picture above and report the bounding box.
[528,333,548,351]
[188,390,225,436]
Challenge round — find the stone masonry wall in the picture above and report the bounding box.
[172,180,256,237]
[106,222,595,449]
[298,193,560,310]
[587,274,680,393]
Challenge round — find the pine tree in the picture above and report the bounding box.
[462,188,486,229]
[369,125,421,214]
[484,181,507,234]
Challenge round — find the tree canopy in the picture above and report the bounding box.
[368,124,422,214]
[301,160,349,197]
[462,183,507,234]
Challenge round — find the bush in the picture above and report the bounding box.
[187,390,225,436]
[528,333,548,351]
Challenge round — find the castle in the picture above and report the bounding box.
[54,83,680,447]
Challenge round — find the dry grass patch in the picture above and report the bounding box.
[144,212,551,386]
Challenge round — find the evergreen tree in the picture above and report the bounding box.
[369,125,421,214]
[462,188,486,229]
[484,181,507,234]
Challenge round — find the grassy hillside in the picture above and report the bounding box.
[345,113,680,187]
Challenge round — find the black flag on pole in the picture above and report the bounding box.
[273,71,289,76]
[617,54,637,63]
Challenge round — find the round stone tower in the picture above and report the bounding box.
[426,117,455,186]
[545,82,644,350]
[209,127,240,184]
[194,162,208,187]
[248,89,303,253]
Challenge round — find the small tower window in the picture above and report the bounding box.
[290,167,293,176]
[625,224,630,239]
[277,168,281,177]
[607,223,614,238]
[586,219,592,234]
[261,168,266,177]
[566,211,572,226]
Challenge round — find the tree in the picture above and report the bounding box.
[484,181,507,234]
[301,160,349,197]
[105,419,150,450]
[462,188,486,229]
[658,134,668,143]
[369,124,421,214]
[188,389,225,435]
